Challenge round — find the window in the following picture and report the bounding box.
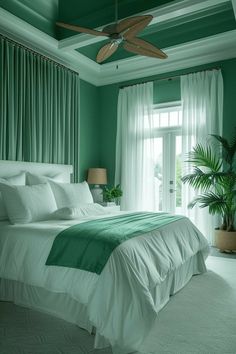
[153,103,182,128]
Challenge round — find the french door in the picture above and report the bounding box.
[153,130,182,214]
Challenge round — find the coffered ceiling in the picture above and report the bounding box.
[0,0,236,85]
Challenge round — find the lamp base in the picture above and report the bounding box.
[90,185,103,203]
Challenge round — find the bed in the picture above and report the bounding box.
[0,160,209,354]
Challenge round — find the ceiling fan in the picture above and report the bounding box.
[56,1,167,63]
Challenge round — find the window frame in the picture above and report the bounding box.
[152,100,182,135]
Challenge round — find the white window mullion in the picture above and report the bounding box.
[169,132,177,213]
[162,132,170,212]
[162,132,177,213]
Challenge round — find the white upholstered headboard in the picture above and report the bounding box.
[0,160,73,183]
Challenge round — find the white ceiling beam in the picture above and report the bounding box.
[231,0,236,18]
[58,0,230,51]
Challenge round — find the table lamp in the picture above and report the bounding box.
[87,168,107,203]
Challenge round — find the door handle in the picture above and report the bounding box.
[169,188,176,193]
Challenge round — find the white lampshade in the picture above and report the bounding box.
[87,168,107,185]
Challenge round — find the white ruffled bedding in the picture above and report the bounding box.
[0,212,209,353]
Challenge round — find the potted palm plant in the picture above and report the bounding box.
[182,133,236,252]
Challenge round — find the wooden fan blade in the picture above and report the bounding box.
[96,42,119,63]
[117,15,152,35]
[124,38,167,59]
[56,22,109,37]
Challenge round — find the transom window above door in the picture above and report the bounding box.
[152,101,182,129]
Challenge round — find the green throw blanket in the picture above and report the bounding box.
[46,212,184,274]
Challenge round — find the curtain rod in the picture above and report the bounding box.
[119,66,221,89]
[0,34,79,76]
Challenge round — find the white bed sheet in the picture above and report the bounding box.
[0,212,209,353]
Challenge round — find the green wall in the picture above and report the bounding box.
[153,78,180,104]
[98,57,236,185]
[79,79,101,181]
[221,59,236,140]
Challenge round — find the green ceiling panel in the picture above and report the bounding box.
[146,9,236,49]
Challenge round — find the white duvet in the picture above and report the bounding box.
[0,212,209,353]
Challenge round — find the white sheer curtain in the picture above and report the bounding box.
[181,70,223,243]
[115,82,155,211]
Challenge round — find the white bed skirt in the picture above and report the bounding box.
[0,251,207,354]
[0,278,111,349]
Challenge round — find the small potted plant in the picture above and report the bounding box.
[182,133,236,252]
[103,184,123,205]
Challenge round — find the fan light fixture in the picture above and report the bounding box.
[57,0,167,63]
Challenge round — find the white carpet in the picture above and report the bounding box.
[139,256,236,354]
[0,256,235,354]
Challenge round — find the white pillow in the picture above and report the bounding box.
[0,172,26,221]
[0,183,57,224]
[26,171,68,185]
[49,181,93,208]
[51,203,107,220]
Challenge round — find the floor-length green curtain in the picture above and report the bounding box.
[0,36,80,181]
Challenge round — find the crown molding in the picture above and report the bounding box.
[0,6,236,87]
[58,0,230,51]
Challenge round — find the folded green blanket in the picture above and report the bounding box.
[46,212,184,274]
